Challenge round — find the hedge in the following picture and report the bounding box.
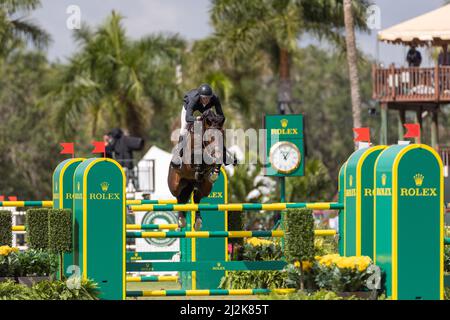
[0,211,12,246]
[284,208,315,263]
[26,209,49,250]
[48,209,72,253]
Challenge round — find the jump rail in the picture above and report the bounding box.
[130,202,344,212]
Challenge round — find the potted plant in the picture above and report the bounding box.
[313,254,378,299]
[16,249,58,286]
[0,246,19,282]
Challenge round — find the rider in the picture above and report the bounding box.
[171,83,231,175]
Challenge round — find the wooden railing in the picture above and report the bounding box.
[372,65,450,102]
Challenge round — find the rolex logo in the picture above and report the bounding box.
[101,182,110,192]
[349,175,353,187]
[381,174,387,186]
[414,174,424,186]
[280,119,288,128]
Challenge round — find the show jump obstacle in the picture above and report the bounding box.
[36,143,441,300]
[1,114,443,300]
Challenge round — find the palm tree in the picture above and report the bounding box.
[343,0,362,142]
[46,11,185,139]
[209,0,370,114]
[0,0,50,57]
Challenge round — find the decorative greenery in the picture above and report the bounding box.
[313,254,374,292]
[284,208,315,290]
[261,289,354,300]
[48,209,72,253]
[0,246,19,277]
[220,237,286,289]
[0,278,100,300]
[26,208,49,250]
[14,249,58,277]
[0,211,12,246]
[0,280,32,300]
[31,278,100,300]
[445,246,450,273]
[0,247,57,277]
[219,270,286,290]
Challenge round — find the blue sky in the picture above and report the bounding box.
[29,0,446,66]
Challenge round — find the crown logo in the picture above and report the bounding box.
[349,175,353,187]
[101,182,110,192]
[281,119,288,128]
[217,262,221,267]
[77,182,80,191]
[414,173,424,186]
[381,174,387,186]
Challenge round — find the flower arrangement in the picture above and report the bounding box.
[313,254,375,292]
[0,246,19,257]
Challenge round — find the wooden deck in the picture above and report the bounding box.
[372,65,450,103]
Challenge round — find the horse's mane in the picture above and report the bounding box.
[202,109,225,128]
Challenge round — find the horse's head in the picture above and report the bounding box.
[201,109,225,131]
[200,109,225,166]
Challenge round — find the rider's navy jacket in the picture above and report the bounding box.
[183,89,224,123]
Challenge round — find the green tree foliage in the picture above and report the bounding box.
[0,0,50,57]
[45,11,186,149]
[0,50,59,199]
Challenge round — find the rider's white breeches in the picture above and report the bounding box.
[180,106,188,135]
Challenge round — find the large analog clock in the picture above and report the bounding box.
[269,141,301,174]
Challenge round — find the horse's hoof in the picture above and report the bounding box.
[178,216,187,229]
[194,217,202,231]
[208,173,218,183]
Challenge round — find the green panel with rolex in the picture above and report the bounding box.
[264,114,304,177]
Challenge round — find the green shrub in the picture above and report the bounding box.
[0,211,12,246]
[31,278,100,300]
[219,270,286,289]
[26,209,49,250]
[0,246,19,277]
[284,208,315,290]
[0,280,33,300]
[261,289,356,300]
[15,249,58,277]
[48,209,72,253]
[445,246,450,273]
[284,208,315,263]
[219,239,286,289]
[0,278,100,300]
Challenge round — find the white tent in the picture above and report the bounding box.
[135,145,175,200]
[378,4,450,46]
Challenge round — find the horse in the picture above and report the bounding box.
[168,109,226,229]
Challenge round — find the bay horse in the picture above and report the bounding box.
[168,109,225,229]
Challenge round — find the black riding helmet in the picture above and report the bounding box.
[198,84,213,97]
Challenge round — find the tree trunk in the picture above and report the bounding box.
[278,47,291,115]
[343,0,362,148]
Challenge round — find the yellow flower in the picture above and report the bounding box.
[0,245,18,256]
[302,261,313,271]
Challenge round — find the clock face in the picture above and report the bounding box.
[269,141,301,174]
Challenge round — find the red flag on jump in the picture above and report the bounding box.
[353,127,371,142]
[404,123,421,138]
[8,196,17,201]
[60,143,75,157]
[91,141,106,158]
[0,195,4,201]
